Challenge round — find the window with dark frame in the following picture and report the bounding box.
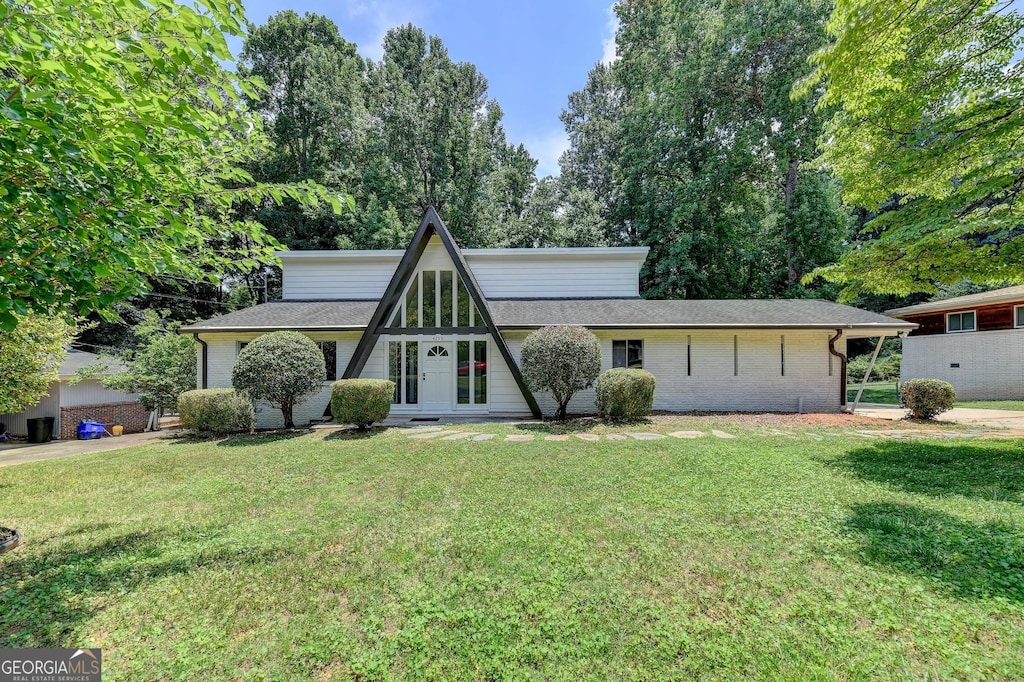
[612,339,643,368]
[319,341,337,381]
[1016,305,1024,328]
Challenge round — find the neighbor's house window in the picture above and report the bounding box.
[612,340,643,368]
[1015,305,1024,328]
[946,311,976,333]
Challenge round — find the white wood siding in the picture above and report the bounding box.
[0,382,61,437]
[60,379,139,408]
[504,329,843,416]
[196,331,361,429]
[902,329,1024,400]
[280,237,643,300]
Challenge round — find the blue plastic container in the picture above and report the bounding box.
[77,420,105,440]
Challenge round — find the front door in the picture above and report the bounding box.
[422,342,453,411]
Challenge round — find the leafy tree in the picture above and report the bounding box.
[0,314,75,414]
[804,0,1024,297]
[102,312,197,416]
[231,331,326,428]
[0,0,343,331]
[520,325,602,420]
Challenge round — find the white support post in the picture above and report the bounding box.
[852,335,886,413]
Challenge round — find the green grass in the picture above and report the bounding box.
[850,381,1024,411]
[3,420,1024,679]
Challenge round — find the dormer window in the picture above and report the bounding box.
[946,310,976,333]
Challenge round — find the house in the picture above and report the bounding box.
[180,208,914,426]
[0,349,146,440]
[887,285,1024,400]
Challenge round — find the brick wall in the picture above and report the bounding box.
[59,401,149,439]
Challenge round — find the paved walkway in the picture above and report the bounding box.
[0,432,170,468]
[856,405,1024,431]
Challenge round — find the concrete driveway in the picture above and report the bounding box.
[856,405,1024,431]
[0,432,169,468]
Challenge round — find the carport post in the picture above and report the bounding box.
[851,335,886,413]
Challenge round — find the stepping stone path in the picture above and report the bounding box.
[409,430,455,440]
[575,433,600,441]
[669,431,704,439]
[545,435,570,441]
[628,432,666,440]
[711,430,736,439]
[472,434,495,441]
[505,434,534,442]
[606,434,628,441]
[441,432,474,441]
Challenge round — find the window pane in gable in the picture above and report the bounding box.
[440,270,454,327]
[457,278,470,327]
[422,271,436,328]
[405,276,419,328]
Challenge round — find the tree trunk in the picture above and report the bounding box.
[782,159,801,284]
[555,399,569,421]
[282,402,295,429]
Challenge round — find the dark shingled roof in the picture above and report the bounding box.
[180,298,914,335]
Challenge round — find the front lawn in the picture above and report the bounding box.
[2,419,1024,679]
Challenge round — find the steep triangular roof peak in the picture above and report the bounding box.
[342,207,541,417]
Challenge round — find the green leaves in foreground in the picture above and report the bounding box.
[0,0,348,331]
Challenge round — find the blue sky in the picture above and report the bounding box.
[235,0,618,177]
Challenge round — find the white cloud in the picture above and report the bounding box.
[601,3,619,65]
[523,130,570,178]
[341,0,425,61]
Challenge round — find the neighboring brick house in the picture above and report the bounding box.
[887,285,1024,400]
[0,349,148,440]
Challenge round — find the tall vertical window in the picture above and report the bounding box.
[319,341,337,380]
[457,279,471,327]
[686,335,691,376]
[440,271,454,327]
[780,336,785,377]
[389,341,402,404]
[405,341,418,404]
[612,340,643,368]
[405,275,419,328]
[422,271,436,328]
[474,340,487,404]
[457,341,471,404]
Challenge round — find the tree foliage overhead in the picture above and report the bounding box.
[0,314,75,414]
[805,0,1024,298]
[0,0,344,331]
[560,0,849,300]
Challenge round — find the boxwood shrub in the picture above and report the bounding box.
[331,379,394,430]
[178,388,255,435]
[595,368,656,419]
[900,378,956,420]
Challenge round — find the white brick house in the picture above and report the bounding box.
[181,208,913,425]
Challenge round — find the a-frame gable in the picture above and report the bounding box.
[342,206,542,418]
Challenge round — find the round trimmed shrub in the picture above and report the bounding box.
[520,325,602,420]
[331,379,395,430]
[178,389,255,435]
[232,331,326,428]
[595,368,656,419]
[900,378,955,420]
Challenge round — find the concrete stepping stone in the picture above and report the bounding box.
[711,430,736,439]
[606,434,627,441]
[545,434,570,441]
[669,431,704,439]
[472,434,495,441]
[628,432,666,440]
[575,433,600,441]
[441,432,474,441]
[409,430,456,439]
[505,434,534,442]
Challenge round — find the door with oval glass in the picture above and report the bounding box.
[422,342,453,411]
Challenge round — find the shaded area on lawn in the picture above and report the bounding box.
[513,417,652,435]
[0,524,283,647]
[832,440,1024,504]
[846,502,1024,603]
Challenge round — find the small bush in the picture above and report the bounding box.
[900,378,955,420]
[595,368,656,419]
[178,389,255,434]
[331,379,394,430]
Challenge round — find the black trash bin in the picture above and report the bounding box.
[27,417,55,443]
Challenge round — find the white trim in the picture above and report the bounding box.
[945,310,977,333]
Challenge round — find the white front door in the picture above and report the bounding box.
[422,342,453,411]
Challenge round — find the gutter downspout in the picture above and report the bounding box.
[193,333,208,389]
[828,329,847,410]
